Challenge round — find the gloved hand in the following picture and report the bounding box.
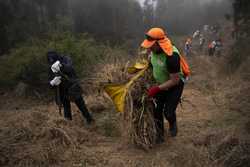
[148,86,161,98]
[50,76,62,86]
[51,61,62,73]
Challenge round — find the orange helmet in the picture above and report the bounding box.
[146,28,165,40]
[141,27,173,56]
[186,38,192,44]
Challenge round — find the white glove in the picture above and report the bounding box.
[51,61,62,73]
[50,76,62,86]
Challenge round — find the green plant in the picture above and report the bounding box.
[0,32,126,93]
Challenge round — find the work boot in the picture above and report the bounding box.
[65,117,72,121]
[169,121,178,137]
[85,117,97,131]
[155,133,165,144]
[156,137,165,144]
[86,117,95,125]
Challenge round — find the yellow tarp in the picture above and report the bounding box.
[104,59,149,112]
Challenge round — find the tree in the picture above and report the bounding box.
[142,0,156,29]
[233,0,250,38]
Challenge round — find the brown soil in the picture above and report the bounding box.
[1,38,250,167]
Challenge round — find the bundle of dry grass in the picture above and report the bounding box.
[102,59,157,150]
[125,69,157,150]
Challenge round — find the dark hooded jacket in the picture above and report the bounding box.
[47,51,82,101]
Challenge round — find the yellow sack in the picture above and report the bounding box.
[103,84,127,113]
[127,59,149,74]
[104,59,149,112]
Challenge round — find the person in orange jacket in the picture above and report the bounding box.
[184,38,192,56]
[141,28,185,143]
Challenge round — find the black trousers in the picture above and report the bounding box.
[153,81,184,139]
[63,96,92,121]
[208,48,215,56]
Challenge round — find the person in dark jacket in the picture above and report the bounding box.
[47,50,94,124]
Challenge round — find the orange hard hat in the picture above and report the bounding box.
[187,38,192,43]
[141,27,173,56]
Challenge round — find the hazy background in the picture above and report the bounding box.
[0,0,232,55]
[139,0,232,35]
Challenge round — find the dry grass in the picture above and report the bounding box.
[92,54,157,150]
[0,36,250,166]
[0,109,76,166]
[124,70,157,150]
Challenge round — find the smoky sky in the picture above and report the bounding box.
[137,0,229,5]
[137,0,232,34]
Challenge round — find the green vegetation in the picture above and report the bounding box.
[0,32,126,90]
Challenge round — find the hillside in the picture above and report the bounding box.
[1,40,249,166]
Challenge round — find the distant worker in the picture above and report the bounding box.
[184,38,192,56]
[199,34,205,51]
[215,38,223,56]
[140,28,190,143]
[47,51,94,124]
[192,30,200,39]
[213,24,220,34]
[208,41,216,56]
[203,25,209,32]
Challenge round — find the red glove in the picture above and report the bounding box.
[148,86,161,97]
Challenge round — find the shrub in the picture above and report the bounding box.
[0,32,126,93]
